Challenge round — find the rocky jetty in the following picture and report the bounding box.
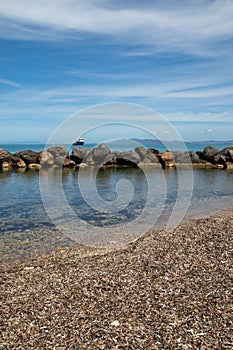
[1,144,233,171]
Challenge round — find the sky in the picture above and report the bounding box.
[0,0,233,143]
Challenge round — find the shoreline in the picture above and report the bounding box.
[1,204,233,269]
[1,210,232,348]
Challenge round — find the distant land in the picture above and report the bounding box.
[131,138,233,147]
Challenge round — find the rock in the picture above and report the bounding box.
[16,158,27,168]
[115,150,141,167]
[229,150,233,161]
[215,155,227,166]
[160,151,175,168]
[63,158,76,168]
[103,153,118,166]
[202,146,219,158]
[47,146,69,159]
[219,146,233,157]
[0,148,26,169]
[148,148,160,155]
[2,161,11,169]
[218,146,233,164]
[193,161,215,168]
[172,151,192,164]
[135,146,160,164]
[225,162,233,169]
[198,146,219,164]
[70,148,90,164]
[190,152,201,163]
[46,146,73,167]
[103,151,140,167]
[53,156,67,167]
[14,150,39,165]
[85,143,111,166]
[134,146,150,160]
[28,163,41,170]
[161,151,173,161]
[138,162,161,168]
[77,163,88,168]
[216,164,224,169]
[39,150,54,167]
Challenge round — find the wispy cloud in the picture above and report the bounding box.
[0,1,233,55]
[65,70,144,80]
[0,79,232,123]
[0,77,21,88]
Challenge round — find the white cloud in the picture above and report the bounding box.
[0,1,233,55]
[0,77,21,88]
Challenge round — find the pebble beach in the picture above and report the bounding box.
[1,211,232,349]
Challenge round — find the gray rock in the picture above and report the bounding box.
[39,150,54,167]
[219,146,233,157]
[46,146,70,167]
[85,143,111,165]
[116,150,141,167]
[135,146,160,164]
[198,146,219,164]
[219,146,233,163]
[70,148,90,164]
[172,151,192,164]
[47,146,69,158]
[14,150,39,165]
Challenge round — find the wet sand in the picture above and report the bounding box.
[1,210,232,349]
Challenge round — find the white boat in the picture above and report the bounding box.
[73,137,85,146]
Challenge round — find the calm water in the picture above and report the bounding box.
[0,166,233,263]
[1,140,233,153]
[1,141,233,263]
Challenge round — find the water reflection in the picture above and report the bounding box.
[0,167,233,260]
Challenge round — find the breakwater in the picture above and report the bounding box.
[1,143,233,171]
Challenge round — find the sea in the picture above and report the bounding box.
[1,140,233,264]
[1,139,233,153]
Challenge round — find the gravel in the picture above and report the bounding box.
[1,212,232,349]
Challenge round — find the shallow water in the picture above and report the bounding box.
[0,167,233,263]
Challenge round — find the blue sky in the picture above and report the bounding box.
[0,0,233,143]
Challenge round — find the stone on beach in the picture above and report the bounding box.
[1,212,232,349]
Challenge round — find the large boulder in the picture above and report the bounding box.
[160,151,175,168]
[39,150,54,167]
[114,150,141,167]
[47,146,69,158]
[84,143,111,166]
[0,149,26,169]
[225,162,233,169]
[14,150,39,165]
[172,151,192,164]
[46,146,70,167]
[198,146,219,164]
[219,146,233,163]
[70,148,90,164]
[135,146,160,164]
